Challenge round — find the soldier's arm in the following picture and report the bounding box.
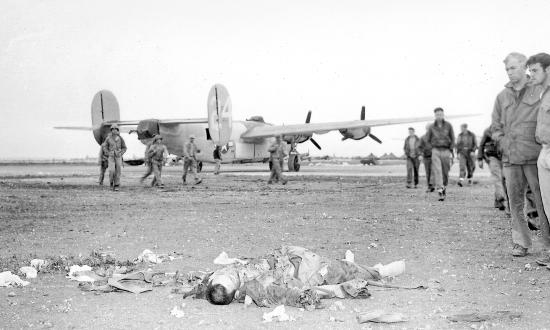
[120,138,127,155]
[477,134,487,160]
[490,96,504,142]
[472,133,478,152]
[183,143,190,158]
[449,124,456,152]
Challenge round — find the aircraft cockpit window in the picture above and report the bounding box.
[246,116,265,123]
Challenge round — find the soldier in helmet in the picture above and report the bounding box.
[101,124,127,191]
[146,135,168,188]
[268,135,287,185]
[183,134,202,185]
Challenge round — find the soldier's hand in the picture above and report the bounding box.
[478,160,483,169]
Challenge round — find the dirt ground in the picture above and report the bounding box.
[1,163,549,329]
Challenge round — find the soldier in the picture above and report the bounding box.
[213,145,221,175]
[101,124,127,191]
[147,135,168,188]
[426,107,455,201]
[526,52,550,265]
[98,145,109,185]
[478,127,507,210]
[182,134,202,185]
[268,135,287,185]
[491,52,550,257]
[403,127,420,188]
[456,123,477,186]
[140,137,155,184]
[419,123,434,192]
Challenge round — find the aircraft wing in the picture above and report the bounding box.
[240,114,475,139]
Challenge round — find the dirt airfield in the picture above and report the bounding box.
[1,162,549,329]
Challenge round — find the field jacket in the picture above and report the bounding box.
[456,130,477,155]
[426,120,455,150]
[102,134,127,158]
[418,134,432,157]
[536,83,550,145]
[491,82,542,165]
[403,135,420,158]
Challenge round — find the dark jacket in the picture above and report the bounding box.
[403,135,421,158]
[456,130,477,155]
[426,120,455,150]
[478,128,500,161]
[418,134,432,157]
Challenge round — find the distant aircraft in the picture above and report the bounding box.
[56,84,463,172]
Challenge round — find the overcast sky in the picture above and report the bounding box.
[2,0,549,159]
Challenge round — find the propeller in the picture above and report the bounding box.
[369,134,382,144]
[305,110,321,150]
[310,138,322,150]
[361,106,365,120]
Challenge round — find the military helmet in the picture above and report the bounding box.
[189,134,196,139]
[110,123,119,131]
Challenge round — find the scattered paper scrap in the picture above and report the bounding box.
[0,271,30,287]
[357,310,406,324]
[263,305,295,322]
[20,266,37,279]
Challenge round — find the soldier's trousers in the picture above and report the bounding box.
[459,152,475,179]
[423,156,433,188]
[431,148,451,189]
[99,161,108,184]
[488,157,506,203]
[503,164,550,249]
[537,146,550,247]
[269,159,285,183]
[406,157,419,185]
[183,158,199,182]
[152,161,163,186]
[214,159,221,174]
[108,155,122,187]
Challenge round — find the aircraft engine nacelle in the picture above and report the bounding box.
[207,84,233,146]
[339,126,371,140]
[136,119,160,140]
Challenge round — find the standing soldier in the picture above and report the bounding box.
[456,123,477,186]
[403,127,420,189]
[426,107,455,201]
[101,124,127,191]
[98,145,109,185]
[213,145,222,175]
[526,52,550,265]
[419,123,434,192]
[182,134,202,185]
[478,127,507,210]
[491,52,549,257]
[140,137,155,184]
[268,135,287,185]
[147,135,168,188]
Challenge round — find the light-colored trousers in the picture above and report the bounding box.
[537,145,550,250]
[214,159,221,174]
[431,148,451,189]
[503,164,550,249]
[108,155,122,187]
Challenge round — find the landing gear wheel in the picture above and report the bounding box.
[288,154,300,172]
[197,161,203,173]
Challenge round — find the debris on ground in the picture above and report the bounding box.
[66,265,98,282]
[262,305,295,322]
[356,310,407,323]
[170,304,186,318]
[0,271,30,287]
[20,266,38,278]
[446,311,522,322]
[373,260,406,278]
[213,251,247,265]
[30,259,48,271]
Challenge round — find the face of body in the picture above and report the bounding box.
[461,125,467,133]
[528,62,549,86]
[111,129,119,136]
[408,129,415,137]
[505,58,527,85]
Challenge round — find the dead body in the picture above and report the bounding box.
[181,246,381,308]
